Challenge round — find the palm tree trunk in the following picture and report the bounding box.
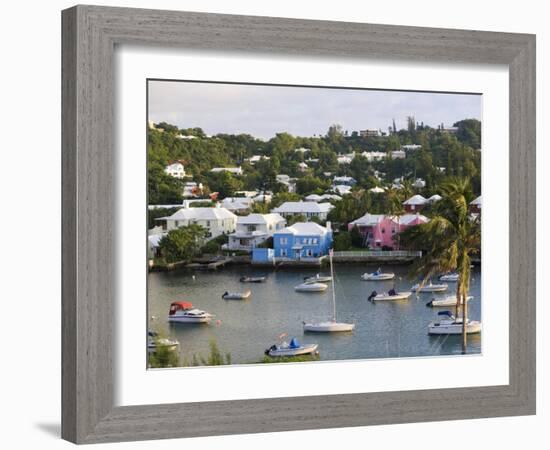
[461,291,468,354]
[455,282,461,319]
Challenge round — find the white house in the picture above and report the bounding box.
[369,186,386,194]
[305,194,323,202]
[227,213,286,251]
[333,176,356,186]
[253,192,273,203]
[319,194,342,201]
[176,134,197,140]
[402,144,422,151]
[294,147,311,154]
[156,206,238,239]
[360,129,380,137]
[298,162,309,172]
[332,185,352,195]
[390,150,406,159]
[271,201,334,221]
[427,194,442,203]
[247,155,270,165]
[337,153,355,164]
[403,194,428,212]
[361,151,387,162]
[276,174,297,193]
[210,167,243,175]
[164,161,186,179]
[220,197,254,214]
[412,178,426,189]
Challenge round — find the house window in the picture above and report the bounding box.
[281,249,287,256]
[206,220,211,227]
[306,249,313,257]
[381,228,385,233]
[280,237,287,245]
[312,238,318,244]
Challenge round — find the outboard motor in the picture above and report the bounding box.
[367,291,378,302]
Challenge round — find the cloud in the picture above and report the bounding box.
[148,80,481,139]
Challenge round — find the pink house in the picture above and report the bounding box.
[348,213,429,249]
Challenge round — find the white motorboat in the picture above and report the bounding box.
[295,282,328,292]
[411,282,448,293]
[168,301,213,323]
[304,274,332,283]
[367,290,411,301]
[222,290,252,300]
[303,250,355,333]
[426,295,473,307]
[361,268,395,281]
[439,272,460,282]
[147,331,179,352]
[428,311,482,335]
[265,338,319,357]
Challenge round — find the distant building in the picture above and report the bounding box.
[210,167,243,175]
[276,174,297,193]
[298,162,309,172]
[176,134,197,140]
[305,194,323,202]
[294,147,311,154]
[348,213,429,249]
[333,176,356,186]
[369,186,386,194]
[469,195,482,214]
[361,151,386,162]
[337,153,355,164]
[273,222,333,260]
[403,194,428,212]
[155,206,237,239]
[441,127,458,134]
[402,144,422,151]
[360,129,380,137]
[332,185,352,195]
[164,161,186,179]
[247,155,270,165]
[271,201,334,221]
[427,194,442,203]
[390,150,406,159]
[220,197,254,214]
[227,213,286,251]
[412,178,426,189]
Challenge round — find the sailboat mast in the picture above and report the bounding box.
[329,250,336,321]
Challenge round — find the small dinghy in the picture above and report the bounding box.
[265,337,319,357]
[168,301,213,324]
[304,274,332,283]
[147,331,179,352]
[367,289,411,302]
[439,272,459,282]
[222,290,252,300]
[426,295,473,307]
[361,268,395,281]
[428,310,482,335]
[240,276,266,283]
[411,282,448,293]
[295,282,328,292]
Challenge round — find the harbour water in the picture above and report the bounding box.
[147,264,482,366]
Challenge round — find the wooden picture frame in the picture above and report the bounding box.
[62,5,536,444]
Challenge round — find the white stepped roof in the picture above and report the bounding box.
[276,222,330,236]
[470,195,482,206]
[160,207,237,221]
[237,213,285,225]
[272,201,333,214]
[403,194,428,205]
[349,213,385,226]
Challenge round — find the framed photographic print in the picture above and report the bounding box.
[62,5,536,444]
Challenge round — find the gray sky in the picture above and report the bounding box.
[148,80,481,140]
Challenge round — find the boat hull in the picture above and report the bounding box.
[267,344,319,357]
[168,316,211,323]
[439,274,459,282]
[411,284,448,293]
[304,276,332,283]
[295,282,328,292]
[428,321,482,335]
[427,296,473,307]
[222,291,252,300]
[361,273,395,281]
[372,292,411,301]
[303,322,355,332]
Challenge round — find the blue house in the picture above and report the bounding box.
[273,222,333,260]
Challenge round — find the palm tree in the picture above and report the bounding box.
[399,178,480,353]
[385,187,405,250]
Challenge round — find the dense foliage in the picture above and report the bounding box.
[158,224,208,263]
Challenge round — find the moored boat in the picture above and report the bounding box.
[426,295,473,307]
[240,276,266,283]
[168,301,213,324]
[265,337,318,357]
[361,268,395,281]
[222,290,252,300]
[367,289,411,301]
[439,272,460,282]
[428,310,482,335]
[304,274,332,283]
[411,282,448,293]
[295,282,328,292]
[147,331,179,352]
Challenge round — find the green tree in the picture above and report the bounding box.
[399,178,480,353]
[158,224,208,263]
[333,231,352,250]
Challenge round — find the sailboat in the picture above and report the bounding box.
[303,250,355,332]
